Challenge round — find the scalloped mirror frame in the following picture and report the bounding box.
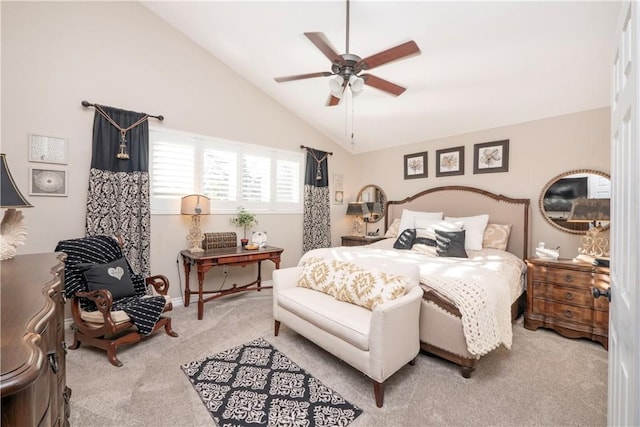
[357,184,387,224]
[538,169,611,235]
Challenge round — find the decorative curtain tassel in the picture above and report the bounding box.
[117,131,130,160]
[316,167,322,180]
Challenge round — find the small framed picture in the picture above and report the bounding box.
[404,151,428,179]
[334,190,344,205]
[473,140,509,174]
[29,167,67,197]
[436,146,465,177]
[28,133,68,164]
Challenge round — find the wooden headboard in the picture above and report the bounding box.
[385,186,530,259]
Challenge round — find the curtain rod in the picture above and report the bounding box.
[81,100,164,121]
[300,145,333,156]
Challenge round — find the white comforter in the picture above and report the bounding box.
[299,239,525,356]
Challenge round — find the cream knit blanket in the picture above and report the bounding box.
[300,243,525,356]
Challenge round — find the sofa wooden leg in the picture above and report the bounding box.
[409,357,416,366]
[274,320,281,336]
[461,366,475,378]
[372,380,384,408]
[162,317,179,337]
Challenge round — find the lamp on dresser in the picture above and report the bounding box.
[181,194,211,253]
[567,197,610,262]
[1,153,33,260]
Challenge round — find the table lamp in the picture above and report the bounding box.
[567,197,610,261]
[346,202,367,235]
[181,194,211,253]
[1,154,34,260]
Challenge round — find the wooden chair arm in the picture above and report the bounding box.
[146,275,170,296]
[72,289,119,333]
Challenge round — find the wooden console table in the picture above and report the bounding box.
[181,246,284,319]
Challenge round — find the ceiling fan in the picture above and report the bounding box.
[274,0,421,106]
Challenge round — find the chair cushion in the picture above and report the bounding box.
[79,295,171,325]
[77,257,137,299]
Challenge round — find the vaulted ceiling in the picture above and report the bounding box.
[143,1,620,153]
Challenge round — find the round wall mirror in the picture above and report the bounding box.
[357,184,387,224]
[539,169,611,235]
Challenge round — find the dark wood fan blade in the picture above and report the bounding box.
[357,40,421,71]
[274,71,332,83]
[326,94,341,106]
[362,74,406,96]
[305,32,342,63]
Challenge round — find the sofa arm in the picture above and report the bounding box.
[369,285,423,382]
[273,266,303,318]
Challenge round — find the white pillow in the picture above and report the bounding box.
[398,209,443,235]
[445,214,489,251]
[415,218,464,240]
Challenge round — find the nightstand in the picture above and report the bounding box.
[341,235,386,247]
[524,258,610,349]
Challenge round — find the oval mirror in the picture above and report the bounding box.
[357,184,387,224]
[539,169,611,235]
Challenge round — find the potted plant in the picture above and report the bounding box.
[230,206,258,247]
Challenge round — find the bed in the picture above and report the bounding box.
[301,185,530,377]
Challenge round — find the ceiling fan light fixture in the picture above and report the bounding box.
[329,75,344,97]
[349,75,365,93]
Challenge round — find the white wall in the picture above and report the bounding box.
[354,108,611,257]
[1,1,355,301]
[2,2,611,305]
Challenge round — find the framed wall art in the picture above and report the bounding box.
[29,167,68,197]
[473,140,509,174]
[334,190,344,205]
[28,133,68,164]
[404,151,428,179]
[436,146,465,177]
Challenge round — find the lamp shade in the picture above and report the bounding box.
[329,75,345,98]
[567,198,610,222]
[181,194,211,215]
[346,202,365,216]
[1,153,32,208]
[349,75,365,93]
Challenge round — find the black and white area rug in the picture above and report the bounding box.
[181,337,363,427]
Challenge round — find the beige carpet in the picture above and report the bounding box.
[66,291,608,426]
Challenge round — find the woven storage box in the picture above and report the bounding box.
[202,232,237,250]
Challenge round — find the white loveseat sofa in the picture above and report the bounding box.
[272,261,422,407]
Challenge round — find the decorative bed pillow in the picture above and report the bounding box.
[483,223,513,251]
[393,228,416,250]
[77,257,137,300]
[435,229,468,258]
[415,218,464,240]
[444,214,489,251]
[398,209,443,235]
[384,218,401,238]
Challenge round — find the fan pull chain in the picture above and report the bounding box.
[94,105,149,160]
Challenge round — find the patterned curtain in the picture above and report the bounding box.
[303,149,331,253]
[85,105,150,276]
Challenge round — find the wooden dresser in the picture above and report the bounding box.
[524,258,610,349]
[1,253,71,426]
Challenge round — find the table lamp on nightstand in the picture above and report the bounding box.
[181,194,211,253]
[567,197,610,263]
[346,202,367,235]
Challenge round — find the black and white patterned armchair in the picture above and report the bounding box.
[55,235,178,367]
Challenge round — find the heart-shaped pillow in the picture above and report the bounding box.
[108,266,125,280]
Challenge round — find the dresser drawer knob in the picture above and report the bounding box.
[563,310,574,319]
[563,274,574,283]
[564,292,574,300]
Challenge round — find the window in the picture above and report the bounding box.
[150,127,303,214]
